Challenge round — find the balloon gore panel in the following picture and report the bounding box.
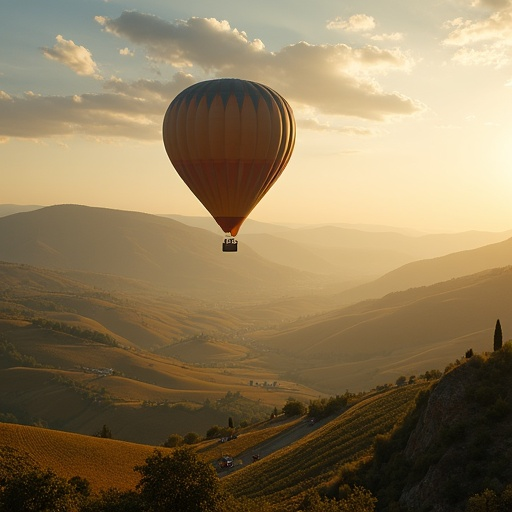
[162,78,296,236]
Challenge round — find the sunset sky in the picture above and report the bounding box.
[3,0,512,233]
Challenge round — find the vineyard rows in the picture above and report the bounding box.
[224,382,431,505]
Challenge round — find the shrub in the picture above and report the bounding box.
[282,399,306,417]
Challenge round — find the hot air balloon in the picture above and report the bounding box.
[162,78,296,252]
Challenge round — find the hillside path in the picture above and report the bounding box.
[218,416,329,478]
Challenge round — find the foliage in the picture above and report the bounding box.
[419,369,442,381]
[162,433,184,447]
[183,431,202,445]
[282,398,307,417]
[206,391,273,425]
[0,446,84,512]
[494,319,503,352]
[343,345,512,511]
[94,425,112,439]
[466,485,512,512]
[32,319,119,347]
[0,336,41,368]
[82,489,141,512]
[307,395,349,420]
[135,448,224,512]
[225,383,430,507]
[299,487,377,511]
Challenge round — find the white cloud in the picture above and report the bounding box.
[96,12,422,120]
[119,47,134,57]
[443,9,512,46]
[452,44,511,67]
[0,13,424,142]
[371,32,404,42]
[41,35,102,79]
[0,73,193,140]
[327,14,376,33]
[443,4,512,68]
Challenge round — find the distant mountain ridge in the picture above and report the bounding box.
[254,265,512,391]
[3,204,511,283]
[0,204,316,298]
[339,234,512,303]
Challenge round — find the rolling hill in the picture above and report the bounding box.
[0,380,431,499]
[0,261,324,444]
[3,347,512,511]
[0,204,321,299]
[338,234,512,303]
[252,266,512,392]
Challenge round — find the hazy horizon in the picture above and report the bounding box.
[3,1,512,233]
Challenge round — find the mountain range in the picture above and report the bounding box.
[2,203,512,439]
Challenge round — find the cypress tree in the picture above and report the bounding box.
[494,319,503,351]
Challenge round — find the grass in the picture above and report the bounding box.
[0,422,165,492]
[0,380,431,511]
[223,382,431,508]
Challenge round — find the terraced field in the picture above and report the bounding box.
[223,382,431,508]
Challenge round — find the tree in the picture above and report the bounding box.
[299,486,376,511]
[0,447,81,512]
[395,376,407,386]
[84,488,142,512]
[282,398,307,417]
[494,319,503,351]
[206,426,221,439]
[162,433,184,448]
[135,448,224,512]
[183,432,201,445]
[95,424,112,439]
[228,416,234,429]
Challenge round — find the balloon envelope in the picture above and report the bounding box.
[162,78,296,236]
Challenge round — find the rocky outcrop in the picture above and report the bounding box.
[399,362,481,512]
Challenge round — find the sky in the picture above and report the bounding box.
[3,0,512,233]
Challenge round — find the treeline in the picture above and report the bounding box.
[0,337,41,369]
[282,392,355,420]
[0,445,376,511]
[32,319,119,347]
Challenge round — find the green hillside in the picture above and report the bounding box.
[3,347,512,511]
[223,382,430,510]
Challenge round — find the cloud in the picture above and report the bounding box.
[97,12,422,120]
[0,13,424,142]
[443,4,512,68]
[298,118,376,135]
[0,73,193,141]
[119,47,134,56]
[327,14,376,33]
[370,32,404,42]
[41,35,102,79]
[443,9,512,46]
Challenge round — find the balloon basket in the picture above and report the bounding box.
[222,237,238,252]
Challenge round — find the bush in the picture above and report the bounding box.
[282,399,306,417]
[183,432,201,445]
[135,448,224,512]
[162,434,184,448]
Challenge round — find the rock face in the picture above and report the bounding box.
[398,354,512,512]
[399,366,472,511]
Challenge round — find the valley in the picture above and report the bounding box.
[0,205,511,441]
